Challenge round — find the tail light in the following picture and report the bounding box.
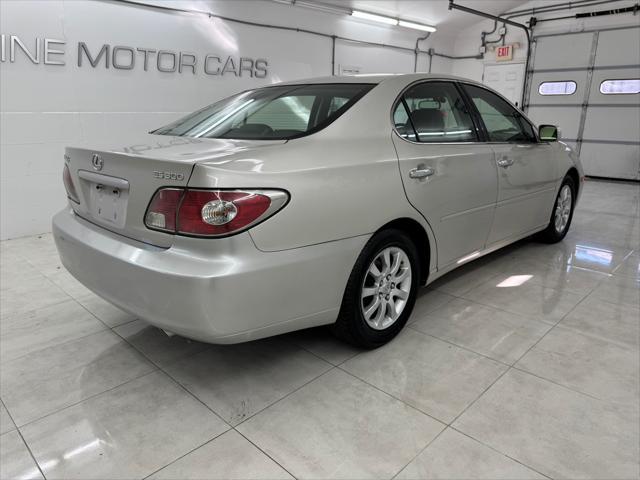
[63,164,80,204]
[145,188,288,237]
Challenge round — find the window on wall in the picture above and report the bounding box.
[394,82,477,143]
[600,79,640,94]
[538,81,577,96]
[464,84,537,143]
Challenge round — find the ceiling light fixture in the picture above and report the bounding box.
[351,10,398,26]
[295,0,352,16]
[398,20,437,33]
[352,10,437,33]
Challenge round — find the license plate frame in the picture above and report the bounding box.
[89,182,128,228]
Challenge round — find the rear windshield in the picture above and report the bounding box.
[153,83,375,140]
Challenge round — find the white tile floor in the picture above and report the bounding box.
[0,179,638,480]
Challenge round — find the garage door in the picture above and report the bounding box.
[524,26,640,180]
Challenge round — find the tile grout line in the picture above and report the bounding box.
[140,430,231,480]
[335,364,448,428]
[448,425,554,480]
[0,322,109,365]
[0,398,47,480]
[509,364,605,401]
[406,324,517,368]
[112,330,325,480]
[278,332,363,368]
[409,309,617,400]
[389,424,449,480]
[431,278,606,476]
[9,368,160,432]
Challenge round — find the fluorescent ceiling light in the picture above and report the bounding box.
[352,10,398,26]
[295,0,351,15]
[398,20,437,32]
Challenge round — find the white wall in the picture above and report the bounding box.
[0,0,450,239]
[449,0,640,82]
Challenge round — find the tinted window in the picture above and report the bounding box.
[600,79,640,94]
[153,84,374,140]
[464,84,536,143]
[395,82,477,143]
[539,81,577,95]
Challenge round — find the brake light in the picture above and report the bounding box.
[144,188,183,232]
[144,188,288,237]
[63,164,80,204]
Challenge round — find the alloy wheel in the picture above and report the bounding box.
[554,184,573,234]
[360,246,412,330]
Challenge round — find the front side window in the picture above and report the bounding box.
[393,82,477,143]
[464,84,536,143]
[153,83,374,140]
[600,79,640,94]
[539,81,577,95]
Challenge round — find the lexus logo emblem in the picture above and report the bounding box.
[91,154,103,171]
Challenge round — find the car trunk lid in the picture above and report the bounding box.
[65,134,286,247]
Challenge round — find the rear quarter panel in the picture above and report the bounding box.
[188,134,426,252]
[188,78,436,256]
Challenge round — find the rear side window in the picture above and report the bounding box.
[153,83,374,140]
[464,84,537,143]
[600,79,640,94]
[394,82,477,143]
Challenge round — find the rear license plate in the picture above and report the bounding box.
[89,183,128,227]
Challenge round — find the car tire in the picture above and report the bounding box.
[537,175,576,244]
[331,229,420,349]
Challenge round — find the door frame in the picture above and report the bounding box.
[482,62,526,108]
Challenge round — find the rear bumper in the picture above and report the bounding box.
[53,208,368,343]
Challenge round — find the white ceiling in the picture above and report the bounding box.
[307,0,532,29]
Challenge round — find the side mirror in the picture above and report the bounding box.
[539,124,559,141]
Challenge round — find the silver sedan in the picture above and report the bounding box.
[53,74,584,348]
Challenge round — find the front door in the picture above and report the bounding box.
[392,81,498,269]
[461,83,559,245]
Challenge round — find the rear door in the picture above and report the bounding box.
[461,83,559,245]
[392,80,498,269]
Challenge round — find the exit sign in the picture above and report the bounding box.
[496,45,514,61]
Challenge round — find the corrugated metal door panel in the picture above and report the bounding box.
[527,27,640,179]
[527,106,582,139]
[583,107,640,142]
[580,143,640,180]
[584,29,640,179]
[594,29,640,67]
[533,32,594,69]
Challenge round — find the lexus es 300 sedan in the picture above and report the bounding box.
[53,74,584,348]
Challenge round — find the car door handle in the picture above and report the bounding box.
[409,167,435,179]
[497,157,515,168]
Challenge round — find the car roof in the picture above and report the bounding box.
[274,73,479,86]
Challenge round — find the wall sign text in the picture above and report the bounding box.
[0,35,269,77]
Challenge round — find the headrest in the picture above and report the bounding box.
[411,108,444,132]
